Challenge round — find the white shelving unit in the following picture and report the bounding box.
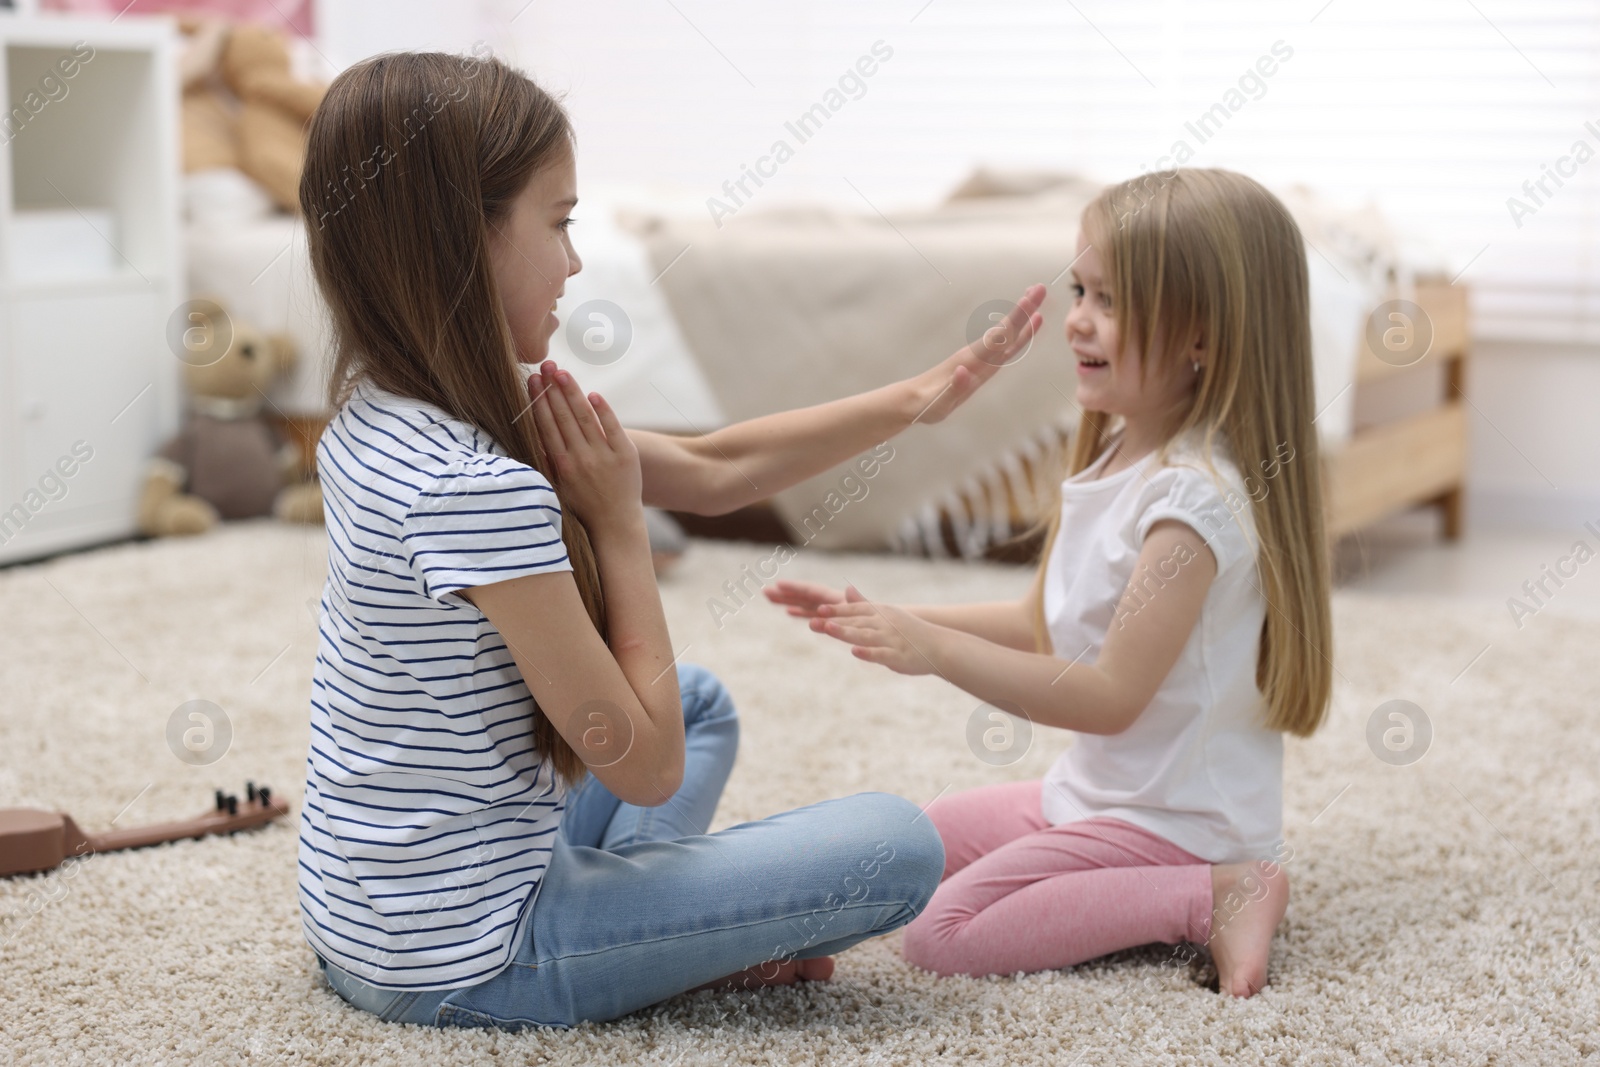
[0,15,181,565]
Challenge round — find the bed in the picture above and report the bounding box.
[182,167,1469,556]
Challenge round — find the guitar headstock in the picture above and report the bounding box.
[200,780,290,834]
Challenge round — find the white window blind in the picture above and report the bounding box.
[515,0,1600,344]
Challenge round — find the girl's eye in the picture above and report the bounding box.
[559,217,576,232]
[1069,283,1085,300]
[1097,291,1112,309]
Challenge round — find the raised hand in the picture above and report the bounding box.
[904,283,1046,426]
[762,579,848,619]
[808,585,943,677]
[529,360,641,528]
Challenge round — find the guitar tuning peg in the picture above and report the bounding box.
[226,794,238,816]
[246,781,257,803]
[258,786,272,807]
[215,789,226,812]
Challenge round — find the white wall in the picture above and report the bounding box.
[316,0,512,71]
[1462,342,1600,530]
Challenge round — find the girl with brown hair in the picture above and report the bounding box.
[294,50,1043,1029]
[770,169,1331,997]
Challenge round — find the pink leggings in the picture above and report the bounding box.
[901,779,1214,976]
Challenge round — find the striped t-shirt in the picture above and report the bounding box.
[298,380,575,990]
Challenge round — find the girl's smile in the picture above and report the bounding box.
[1074,350,1110,375]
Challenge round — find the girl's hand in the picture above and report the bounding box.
[530,361,642,528]
[762,579,848,618]
[904,283,1046,425]
[809,585,944,677]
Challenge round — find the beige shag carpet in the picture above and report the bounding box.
[1,523,1597,1066]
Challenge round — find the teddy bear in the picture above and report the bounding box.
[138,305,323,536]
[178,18,238,175]
[178,17,327,213]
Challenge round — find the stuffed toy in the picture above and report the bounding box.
[139,307,323,536]
[222,23,326,212]
[178,17,326,213]
[178,17,239,175]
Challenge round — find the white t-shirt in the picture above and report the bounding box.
[299,381,575,990]
[1038,430,1283,863]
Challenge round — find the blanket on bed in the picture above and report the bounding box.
[623,183,1097,554]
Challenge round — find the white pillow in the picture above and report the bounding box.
[184,167,279,227]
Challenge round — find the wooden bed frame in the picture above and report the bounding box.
[1321,278,1469,542]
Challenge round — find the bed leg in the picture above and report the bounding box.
[1435,486,1464,541]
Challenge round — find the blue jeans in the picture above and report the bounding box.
[317,663,945,1029]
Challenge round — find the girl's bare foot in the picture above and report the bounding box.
[1208,861,1289,998]
[691,955,835,993]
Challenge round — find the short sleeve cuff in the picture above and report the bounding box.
[403,459,574,603]
[1135,467,1255,574]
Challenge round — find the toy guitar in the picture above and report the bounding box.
[0,781,289,877]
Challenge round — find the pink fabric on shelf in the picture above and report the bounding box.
[902,779,1215,977]
[41,0,314,36]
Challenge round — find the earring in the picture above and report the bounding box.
[1192,359,1201,373]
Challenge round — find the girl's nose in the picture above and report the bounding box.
[1064,305,1087,340]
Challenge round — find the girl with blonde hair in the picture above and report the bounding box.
[769,168,1331,997]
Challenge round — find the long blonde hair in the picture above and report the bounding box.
[301,53,601,784]
[1028,168,1332,737]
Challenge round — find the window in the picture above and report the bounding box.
[524,0,1599,343]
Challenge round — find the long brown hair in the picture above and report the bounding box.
[1028,169,1333,737]
[301,51,600,784]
